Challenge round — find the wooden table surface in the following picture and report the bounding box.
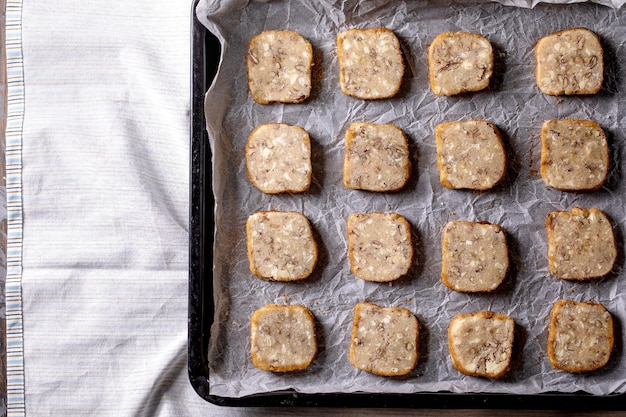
[0,2,624,416]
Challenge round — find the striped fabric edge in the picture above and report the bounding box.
[5,0,25,415]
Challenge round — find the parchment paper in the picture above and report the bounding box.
[196,0,626,398]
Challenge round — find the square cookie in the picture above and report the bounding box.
[546,207,616,280]
[337,28,404,99]
[448,311,515,379]
[441,220,509,293]
[246,123,312,194]
[548,300,613,373]
[436,120,506,190]
[428,31,494,96]
[535,28,603,95]
[347,212,413,282]
[349,302,419,376]
[343,122,411,192]
[250,304,317,372]
[540,119,608,191]
[246,30,313,104]
[246,211,318,281]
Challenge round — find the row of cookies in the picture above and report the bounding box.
[250,300,614,376]
[246,27,603,103]
[246,207,617,286]
[246,118,609,194]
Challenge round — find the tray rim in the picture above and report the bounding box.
[187,0,626,408]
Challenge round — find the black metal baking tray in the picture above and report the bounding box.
[188,1,625,408]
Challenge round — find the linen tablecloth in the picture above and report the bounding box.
[3,0,230,415]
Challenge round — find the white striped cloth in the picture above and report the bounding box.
[5,1,226,415]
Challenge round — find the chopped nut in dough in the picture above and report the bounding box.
[246,30,313,104]
[337,28,404,99]
[436,120,506,190]
[448,311,514,379]
[535,28,603,95]
[546,207,616,280]
[349,302,419,376]
[246,211,318,281]
[428,32,493,96]
[347,212,413,282]
[343,122,411,192]
[250,304,317,372]
[441,220,509,293]
[246,123,312,194]
[548,300,613,373]
[540,119,608,191]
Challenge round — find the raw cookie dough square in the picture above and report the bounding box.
[337,28,404,99]
[246,211,318,281]
[250,304,317,372]
[448,311,515,379]
[548,300,613,373]
[343,122,411,192]
[246,123,312,194]
[436,120,506,190]
[347,212,413,282]
[441,220,509,293]
[246,30,313,104]
[428,31,494,96]
[546,207,616,280]
[540,119,608,191]
[349,302,419,376]
[535,28,603,95]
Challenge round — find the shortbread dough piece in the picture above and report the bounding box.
[250,304,317,372]
[448,311,514,379]
[546,207,616,280]
[246,30,313,104]
[343,122,410,192]
[337,28,404,99]
[246,123,312,194]
[349,302,419,376]
[535,28,603,95]
[436,120,506,190]
[441,220,509,293]
[540,119,608,191]
[548,300,613,373]
[347,212,413,282]
[428,32,493,96]
[246,211,318,281]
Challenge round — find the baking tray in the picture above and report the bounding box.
[188,0,626,408]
